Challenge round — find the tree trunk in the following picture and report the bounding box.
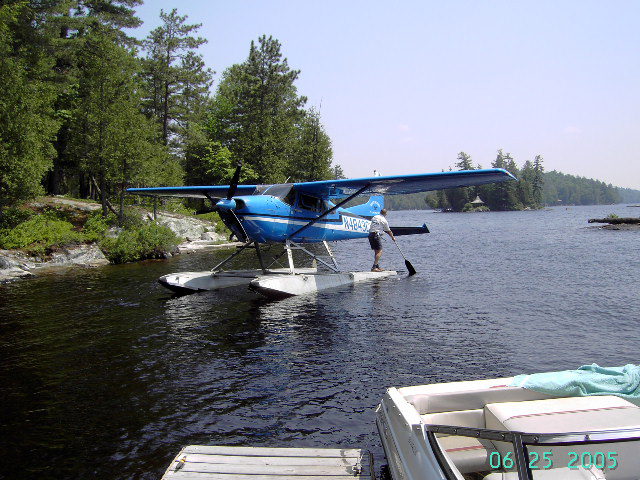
[91,175,118,217]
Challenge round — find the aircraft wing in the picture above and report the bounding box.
[127,168,515,200]
[294,168,516,199]
[126,185,258,199]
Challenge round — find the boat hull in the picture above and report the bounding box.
[376,390,444,480]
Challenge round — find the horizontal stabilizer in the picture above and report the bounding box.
[391,224,430,236]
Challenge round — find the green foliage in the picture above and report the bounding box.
[0,212,82,252]
[209,36,320,183]
[290,107,334,181]
[70,25,173,215]
[83,210,117,241]
[163,199,196,216]
[141,8,212,148]
[462,203,489,212]
[99,222,179,264]
[385,193,431,210]
[543,170,620,205]
[0,4,59,210]
[0,207,33,230]
[618,188,640,203]
[431,151,624,211]
[203,35,342,184]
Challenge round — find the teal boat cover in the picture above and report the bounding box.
[510,364,640,401]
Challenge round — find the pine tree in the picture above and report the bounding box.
[445,152,474,211]
[489,150,520,210]
[290,107,333,181]
[210,35,307,183]
[532,155,544,206]
[141,8,212,149]
[38,0,143,196]
[71,26,176,218]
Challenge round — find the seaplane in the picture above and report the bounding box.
[128,165,516,299]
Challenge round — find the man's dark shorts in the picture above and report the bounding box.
[368,232,383,250]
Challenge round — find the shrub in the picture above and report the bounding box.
[83,211,116,241]
[99,221,179,264]
[0,214,83,252]
[0,207,33,230]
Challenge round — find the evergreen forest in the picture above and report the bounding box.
[387,151,640,211]
[0,2,338,218]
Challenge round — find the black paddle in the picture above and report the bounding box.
[393,239,417,275]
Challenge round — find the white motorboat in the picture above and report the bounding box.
[376,367,640,480]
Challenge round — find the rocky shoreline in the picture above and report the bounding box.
[0,197,236,284]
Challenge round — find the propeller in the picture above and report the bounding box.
[216,160,243,211]
[227,160,242,199]
[215,160,248,242]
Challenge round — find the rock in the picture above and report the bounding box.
[0,252,36,283]
[154,213,216,242]
[49,244,109,266]
[200,231,225,241]
[46,196,102,211]
[0,245,110,284]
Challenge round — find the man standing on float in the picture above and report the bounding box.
[368,208,395,272]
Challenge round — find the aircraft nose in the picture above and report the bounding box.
[216,198,236,211]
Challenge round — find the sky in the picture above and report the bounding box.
[129,1,640,190]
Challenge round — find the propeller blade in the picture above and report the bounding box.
[227,160,243,200]
[218,209,248,242]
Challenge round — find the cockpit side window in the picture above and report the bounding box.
[283,187,296,206]
[298,193,323,212]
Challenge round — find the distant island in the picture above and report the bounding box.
[386,153,640,211]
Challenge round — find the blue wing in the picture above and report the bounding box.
[126,185,258,199]
[127,168,515,200]
[294,168,516,199]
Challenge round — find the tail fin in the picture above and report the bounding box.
[344,195,384,217]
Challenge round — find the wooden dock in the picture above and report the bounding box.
[161,445,374,479]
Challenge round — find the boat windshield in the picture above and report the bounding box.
[426,424,640,480]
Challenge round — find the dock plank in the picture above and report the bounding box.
[173,453,357,466]
[182,446,362,457]
[164,475,370,480]
[161,446,372,480]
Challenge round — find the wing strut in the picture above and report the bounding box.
[286,183,371,240]
[210,242,253,272]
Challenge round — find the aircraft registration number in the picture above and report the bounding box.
[342,216,371,232]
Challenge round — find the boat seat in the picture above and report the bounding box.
[485,395,640,433]
[421,408,485,429]
[403,379,555,414]
[435,434,497,474]
[485,396,640,480]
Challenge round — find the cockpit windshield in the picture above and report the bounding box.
[254,184,294,201]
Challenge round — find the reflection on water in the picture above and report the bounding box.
[0,205,639,479]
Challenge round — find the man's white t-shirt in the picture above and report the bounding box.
[369,214,390,234]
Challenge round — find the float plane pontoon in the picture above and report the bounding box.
[128,166,516,299]
[377,365,640,480]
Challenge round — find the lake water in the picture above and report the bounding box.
[1,205,638,479]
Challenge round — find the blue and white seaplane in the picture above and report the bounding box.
[128,165,515,298]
